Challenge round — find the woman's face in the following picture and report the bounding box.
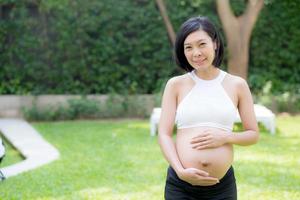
[183,30,217,71]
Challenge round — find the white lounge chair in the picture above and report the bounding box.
[0,138,5,162]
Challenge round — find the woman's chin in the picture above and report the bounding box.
[193,65,209,71]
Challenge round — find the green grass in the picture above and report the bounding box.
[0,116,299,200]
[234,115,300,200]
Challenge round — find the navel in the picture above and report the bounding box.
[200,160,210,167]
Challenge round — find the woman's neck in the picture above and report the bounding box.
[194,67,220,80]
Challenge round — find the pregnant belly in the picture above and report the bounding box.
[176,127,234,180]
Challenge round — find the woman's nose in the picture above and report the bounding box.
[193,48,202,57]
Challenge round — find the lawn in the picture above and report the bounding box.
[0,116,299,200]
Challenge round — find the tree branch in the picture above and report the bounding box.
[216,0,238,35]
[155,0,176,46]
[241,0,264,39]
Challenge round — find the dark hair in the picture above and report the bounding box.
[174,16,224,72]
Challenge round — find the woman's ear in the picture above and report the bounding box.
[213,41,217,50]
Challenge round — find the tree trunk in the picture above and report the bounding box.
[216,0,264,79]
[155,0,176,46]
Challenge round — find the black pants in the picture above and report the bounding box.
[164,166,237,200]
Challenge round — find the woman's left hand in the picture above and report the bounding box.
[190,129,228,150]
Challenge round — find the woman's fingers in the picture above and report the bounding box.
[196,176,220,186]
[193,168,209,177]
[190,176,219,186]
[191,132,210,140]
[190,136,209,144]
[194,169,219,182]
[200,176,219,182]
[196,145,211,150]
[191,141,211,149]
[195,171,218,181]
[183,168,219,186]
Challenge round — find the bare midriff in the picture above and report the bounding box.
[176,126,233,180]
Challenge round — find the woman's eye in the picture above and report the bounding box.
[185,46,192,50]
[199,43,206,46]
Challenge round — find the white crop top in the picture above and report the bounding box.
[175,69,237,131]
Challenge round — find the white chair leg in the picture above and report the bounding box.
[150,115,158,136]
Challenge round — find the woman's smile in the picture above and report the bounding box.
[193,58,206,65]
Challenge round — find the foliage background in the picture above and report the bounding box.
[0,0,299,96]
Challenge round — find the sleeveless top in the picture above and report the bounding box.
[175,69,237,131]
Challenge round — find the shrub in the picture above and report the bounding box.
[22,95,153,121]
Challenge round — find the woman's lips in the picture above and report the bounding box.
[193,58,206,65]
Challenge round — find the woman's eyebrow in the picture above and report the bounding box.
[184,39,206,45]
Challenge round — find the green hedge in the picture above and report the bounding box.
[0,0,299,96]
[249,0,300,95]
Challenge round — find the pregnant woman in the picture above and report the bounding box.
[158,16,259,200]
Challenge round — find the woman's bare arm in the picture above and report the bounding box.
[226,78,259,145]
[158,78,184,174]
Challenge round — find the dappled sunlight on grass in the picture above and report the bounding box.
[35,186,164,200]
[276,115,300,137]
[76,185,163,200]
[238,183,300,200]
[127,122,150,130]
[233,115,300,199]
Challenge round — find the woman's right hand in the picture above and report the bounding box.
[177,168,220,186]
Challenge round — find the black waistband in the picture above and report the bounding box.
[165,166,237,199]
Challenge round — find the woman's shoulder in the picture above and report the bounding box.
[225,71,248,87]
[166,73,191,87]
[224,72,251,98]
